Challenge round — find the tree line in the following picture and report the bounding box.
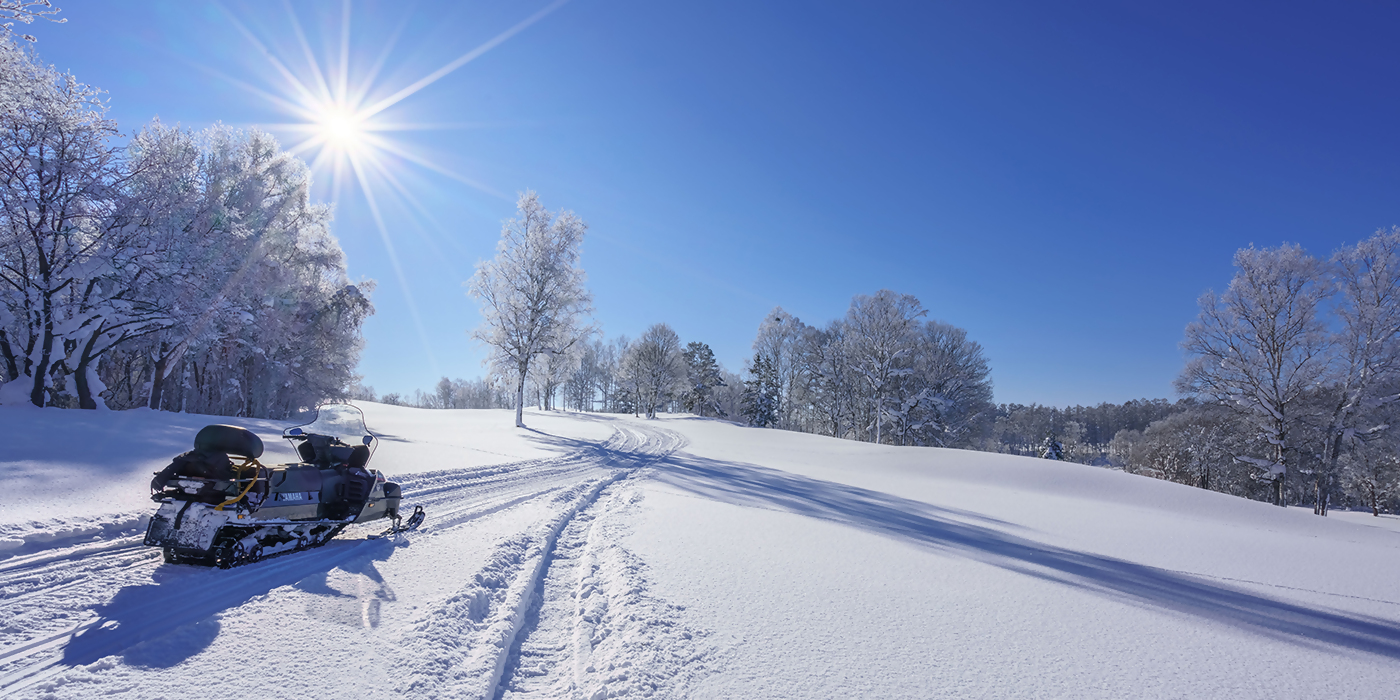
[0,33,372,417]
[456,192,1400,516]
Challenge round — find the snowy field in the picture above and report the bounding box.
[2,403,1399,698]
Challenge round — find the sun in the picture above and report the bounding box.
[314,105,367,152]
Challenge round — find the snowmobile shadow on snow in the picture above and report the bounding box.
[650,451,1400,661]
[59,538,399,669]
[296,543,397,629]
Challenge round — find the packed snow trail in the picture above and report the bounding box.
[495,480,717,700]
[393,422,689,699]
[0,415,683,699]
[8,405,1400,698]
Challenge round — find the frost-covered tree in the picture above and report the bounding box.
[753,308,808,429]
[1,1,63,42]
[1038,433,1066,461]
[0,35,123,407]
[741,352,780,428]
[845,290,926,444]
[712,366,745,420]
[1341,434,1400,516]
[530,341,581,411]
[1130,406,1247,492]
[886,321,994,447]
[681,340,724,416]
[799,321,856,438]
[740,292,993,446]
[348,382,376,402]
[1177,244,1331,506]
[467,191,592,428]
[622,323,684,419]
[142,124,340,411]
[1316,228,1400,510]
[0,69,361,415]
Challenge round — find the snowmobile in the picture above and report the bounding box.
[143,403,425,568]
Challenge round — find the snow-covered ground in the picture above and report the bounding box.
[2,403,1398,698]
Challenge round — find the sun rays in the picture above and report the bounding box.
[223,0,568,200]
[208,0,571,374]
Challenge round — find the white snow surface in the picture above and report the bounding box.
[2,404,1399,699]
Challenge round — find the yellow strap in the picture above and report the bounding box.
[215,457,265,511]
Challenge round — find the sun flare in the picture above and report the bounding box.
[314,105,367,152]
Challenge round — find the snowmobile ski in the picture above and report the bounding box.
[369,505,426,539]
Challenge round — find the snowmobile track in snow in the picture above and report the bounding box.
[0,419,685,698]
[392,421,689,700]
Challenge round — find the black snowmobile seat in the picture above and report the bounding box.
[194,425,264,459]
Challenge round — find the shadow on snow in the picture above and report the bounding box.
[59,537,399,669]
[649,449,1400,660]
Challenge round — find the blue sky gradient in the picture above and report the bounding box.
[30,1,1400,405]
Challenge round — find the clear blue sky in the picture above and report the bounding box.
[30,1,1400,406]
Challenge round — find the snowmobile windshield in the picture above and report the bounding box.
[286,404,375,448]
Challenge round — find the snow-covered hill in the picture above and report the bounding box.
[2,403,1398,698]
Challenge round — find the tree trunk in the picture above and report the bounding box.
[515,359,529,428]
[148,342,170,410]
[29,312,55,408]
[74,330,102,410]
[0,329,18,381]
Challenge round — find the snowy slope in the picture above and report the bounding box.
[2,405,1398,699]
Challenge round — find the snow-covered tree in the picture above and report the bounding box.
[741,352,779,428]
[681,340,724,416]
[1130,406,1248,492]
[1315,228,1400,511]
[1341,434,1400,516]
[753,308,808,429]
[1038,433,1066,461]
[799,321,856,438]
[530,341,581,411]
[887,321,994,447]
[622,323,684,419]
[467,191,592,428]
[1176,244,1331,506]
[712,366,745,420]
[844,290,926,444]
[0,35,123,407]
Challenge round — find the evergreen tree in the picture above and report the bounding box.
[742,352,780,427]
[1039,432,1066,461]
[682,341,725,416]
